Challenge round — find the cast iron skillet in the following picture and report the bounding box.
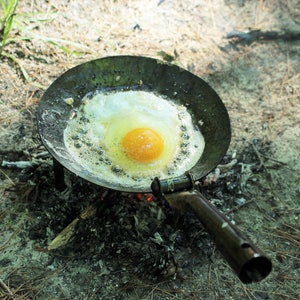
[37,55,272,284]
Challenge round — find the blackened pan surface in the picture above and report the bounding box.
[37,56,231,192]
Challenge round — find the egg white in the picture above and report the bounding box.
[63,90,205,188]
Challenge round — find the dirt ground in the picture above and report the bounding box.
[0,0,300,299]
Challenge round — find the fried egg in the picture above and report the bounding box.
[63,90,205,188]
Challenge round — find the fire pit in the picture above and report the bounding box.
[37,55,272,283]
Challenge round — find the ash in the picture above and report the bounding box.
[20,143,264,297]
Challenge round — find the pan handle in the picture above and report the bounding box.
[151,179,272,283]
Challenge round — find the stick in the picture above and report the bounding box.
[0,279,13,296]
[48,203,98,250]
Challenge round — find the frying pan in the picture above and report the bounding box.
[37,55,272,283]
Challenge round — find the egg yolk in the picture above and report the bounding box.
[122,128,164,162]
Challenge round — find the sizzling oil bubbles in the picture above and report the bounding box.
[63,90,205,189]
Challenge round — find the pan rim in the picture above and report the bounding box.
[37,55,231,193]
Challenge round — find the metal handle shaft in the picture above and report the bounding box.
[164,189,272,283]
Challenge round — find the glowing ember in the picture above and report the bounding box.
[135,193,155,202]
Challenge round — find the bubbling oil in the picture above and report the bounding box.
[63,90,205,189]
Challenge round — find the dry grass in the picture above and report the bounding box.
[1,0,300,299]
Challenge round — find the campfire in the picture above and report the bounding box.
[34,56,271,283]
[33,145,268,282]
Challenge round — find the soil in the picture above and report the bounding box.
[0,0,299,299]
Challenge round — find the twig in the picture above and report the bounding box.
[252,141,297,172]
[225,199,254,215]
[0,228,21,250]
[1,158,52,169]
[1,160,38,169]
[0,279,13,296]
[225,29,300,46]
[48,202,98,250]
[0,168,15,186]
[251,142,264,170]
[272,228,300,246]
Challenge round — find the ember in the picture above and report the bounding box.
[135,193,155,202]
[43,151,250,275]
